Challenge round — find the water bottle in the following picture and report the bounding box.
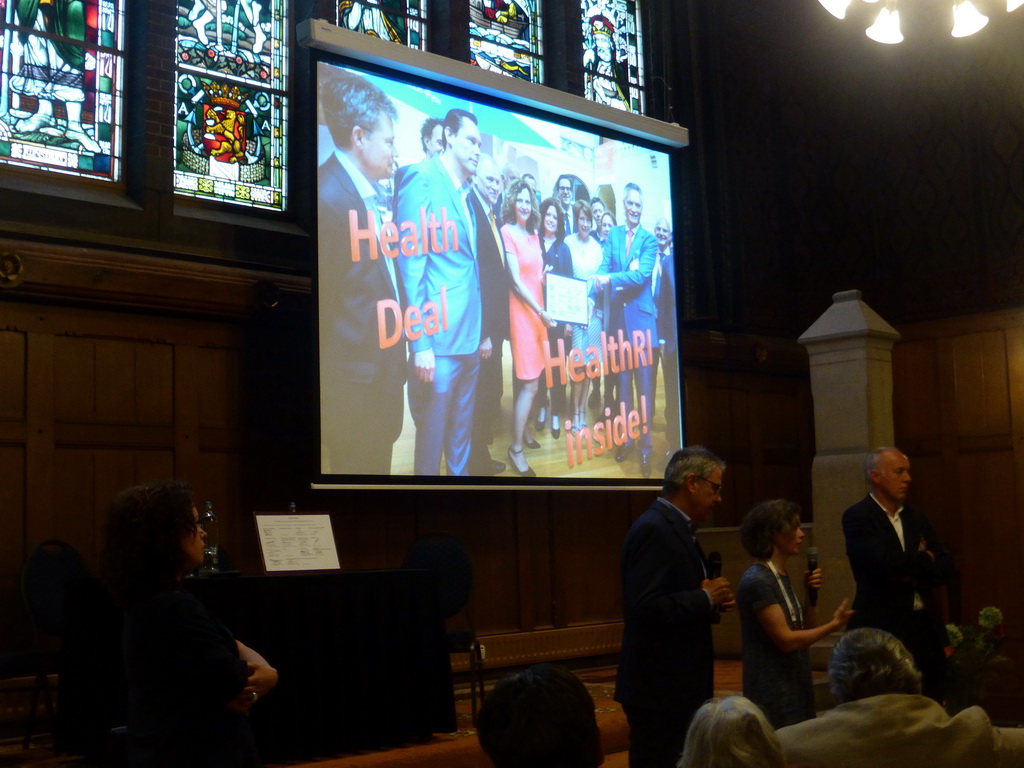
[199,500,219,574]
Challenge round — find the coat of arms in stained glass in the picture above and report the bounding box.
[337,0,427,49]
[0,0,124,179]
[581,0,643,113]
[174,0,288,210]
[469,0,542,83]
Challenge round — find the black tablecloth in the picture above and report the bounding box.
[58,570,456,763]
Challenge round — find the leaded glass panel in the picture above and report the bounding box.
[0,0,124,180]
[469,0,542,83]
[581,0,644,113]
[337,0,427,49]
[174,0,288,210]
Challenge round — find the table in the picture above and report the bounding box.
[58,570,456,763]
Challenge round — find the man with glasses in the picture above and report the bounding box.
[554,175,576,235]
[615,447,736,768]
[842,447,955,703]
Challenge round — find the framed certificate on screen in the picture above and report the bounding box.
[545,273,589,326]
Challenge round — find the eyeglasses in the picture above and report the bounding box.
[695,476,722,496]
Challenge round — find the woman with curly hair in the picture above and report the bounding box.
[100,479,278,767]
[736,498,853,728]
[502,178,556,476]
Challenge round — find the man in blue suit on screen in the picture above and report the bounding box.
[592,182,659,478]
[395,109,483,476]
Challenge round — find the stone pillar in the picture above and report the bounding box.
[798,290,900,654]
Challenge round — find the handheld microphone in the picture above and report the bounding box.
[806,547,819,607]
[707,551,722,579]
[707,551,723,624]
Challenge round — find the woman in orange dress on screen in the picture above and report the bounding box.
[502,179,556,477]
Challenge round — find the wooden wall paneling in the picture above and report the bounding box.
[0,327,28,647]
[174,344,202,484]
[25,331,55,549]
[550,490,630,629]
[753,385,811,508]
[951,331,1012,439]
[892,339,942,450]
[513,492,552,632]
[701,372,751,526]
[51,448,99,563]
[894,310,1024,718]
[0,445,27,648]
[467,496,522,636]
[956,448,1021,637]
[407,491,522,636]
[0,329,26,422]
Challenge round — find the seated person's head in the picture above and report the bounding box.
[678,696,784,768]
[477,663,603,768]
[828,627,922,704]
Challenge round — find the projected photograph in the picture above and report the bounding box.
[316,58,682,484]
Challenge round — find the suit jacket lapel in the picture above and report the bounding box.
[332,155,399,302]
[657,501,707,580]
[433,156,475,259]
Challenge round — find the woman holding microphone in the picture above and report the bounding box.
[737,499,854,727]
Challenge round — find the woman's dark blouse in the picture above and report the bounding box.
[123,589,259,767]
[737,563,815,728]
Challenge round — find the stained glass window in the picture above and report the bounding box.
[581,0,644,113]
[337,1,427,49]
[174,0,288,211]
[469,0,542,83]
[0,0,124,180]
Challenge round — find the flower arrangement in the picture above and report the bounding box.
[944,606,1008,714]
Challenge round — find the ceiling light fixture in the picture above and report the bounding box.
[818,0,1019,43]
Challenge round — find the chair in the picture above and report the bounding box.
[402,532,486,724]
[11,540,90,747]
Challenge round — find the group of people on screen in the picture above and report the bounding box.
[317,66,680,480]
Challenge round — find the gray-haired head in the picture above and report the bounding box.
[663,446,725,496]
[864,447,905,483]
[678,696,785,768]
[828,628,922,704]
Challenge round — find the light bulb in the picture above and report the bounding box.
[866,7,903,44]
[951,0,989,37]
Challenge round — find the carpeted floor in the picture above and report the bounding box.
[0,662,746,768]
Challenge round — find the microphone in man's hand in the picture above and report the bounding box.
[707,551,722,579]
[806,547,819,607]
[707,551,723,623]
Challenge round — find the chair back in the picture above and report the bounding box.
[22,540,90,638]
[402,532,472,620]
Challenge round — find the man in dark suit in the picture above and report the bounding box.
[395,108,483,476]
[468,154,509,475]
[592,183,659,477]
[652,217,681,454]
[615,447,735,768]
[554,175,575,235]
[317,67,405,475]
[843,447,955,702]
